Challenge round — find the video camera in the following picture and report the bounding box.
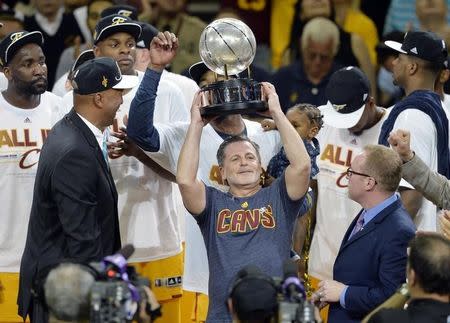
[88,244,161,323]
[277,260,317,323]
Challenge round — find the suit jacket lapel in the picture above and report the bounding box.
[67,109,118,198]
[338,199,402,256]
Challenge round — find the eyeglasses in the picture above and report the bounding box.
[346,167,377,184]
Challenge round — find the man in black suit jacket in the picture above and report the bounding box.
[18,57,139,323]
[368,233,450,323]
[311,145,416,323]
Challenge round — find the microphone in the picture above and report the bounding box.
[103,244,135,279]
[282,260,306,302]
[117,244,135,260]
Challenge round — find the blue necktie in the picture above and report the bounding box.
[101,134,109,164]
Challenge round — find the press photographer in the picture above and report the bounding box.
[43,245,161,323]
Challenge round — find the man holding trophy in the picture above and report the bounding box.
[127,20,312,322]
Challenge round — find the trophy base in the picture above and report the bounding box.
[200,100,268,117]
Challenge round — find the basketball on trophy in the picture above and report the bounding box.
[199,18,256,76]
[196,18,268,117]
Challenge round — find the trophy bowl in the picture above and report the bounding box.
[197,18,268,116]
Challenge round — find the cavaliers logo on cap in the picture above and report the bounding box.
[112,16,127,25]
[10,32,25,43]
[118,9,132,17]
[332,103,347,111]
[102,76,108,88]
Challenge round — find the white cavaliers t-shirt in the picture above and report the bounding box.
[148,120,281,294]
[109,71,189,262]
[309,109,389,280]
[0,91,63,272]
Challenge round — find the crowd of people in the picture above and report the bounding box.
[0,0,450,323]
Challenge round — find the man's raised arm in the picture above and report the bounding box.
[127,31,178,151]
[176,92,207,215]
[263,83,311,200]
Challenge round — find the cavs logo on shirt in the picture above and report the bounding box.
[0,128,51,169]
[216,205,275,234]
[320,143,355,188]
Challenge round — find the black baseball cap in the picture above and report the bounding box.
[376,31,405,61]
[72,57,139,95]
[229,265,278,320]
[136,23,159,49]
[93,14,141,45]
[319,66,370,129]
[71,49,95,73]
[189,61,242,85]
[100,5,138,21]
[385,30,448,67]
[0,31,44,67]
[188,62,210,84]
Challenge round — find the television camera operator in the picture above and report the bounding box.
[43,247,161,323]
[44,263,94,323]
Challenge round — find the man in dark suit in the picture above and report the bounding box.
[17,57,139,323]
[367,233,450,323]
[312,144,416,323]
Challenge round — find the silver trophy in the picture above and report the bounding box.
[198,18,268,116]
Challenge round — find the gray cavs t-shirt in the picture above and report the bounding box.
[195,174,306,322]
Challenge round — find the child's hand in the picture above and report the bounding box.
[260,118,276,131]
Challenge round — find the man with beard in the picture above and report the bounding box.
[307,66,389,322]
[0,30,63,322]
[18,57,139,323]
